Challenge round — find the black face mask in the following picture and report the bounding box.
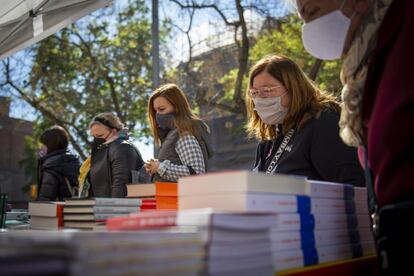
[92,137,106,147]
[91,137,107,156]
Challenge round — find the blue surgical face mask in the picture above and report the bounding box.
[156,112,176,130]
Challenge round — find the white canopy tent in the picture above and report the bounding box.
[0,0,112,61]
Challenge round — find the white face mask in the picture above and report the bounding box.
[253,96,288,125]
[302,0,352,60]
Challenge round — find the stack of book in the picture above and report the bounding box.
[155,182,178,210]
[127,183,157,211]
[28,201,64,230]
[0,229,205,275]
[106,208,277,275]
[177,171,375,272]
[63,197,141,230]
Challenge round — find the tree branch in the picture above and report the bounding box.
[69,29,124,122]
[169,0,239,27]
[2,59,87,159]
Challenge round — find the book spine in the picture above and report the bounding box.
[106,213,177,230]
[94,198,142,206]
[247,194,311,213]
[314,229,361,247]
[93,206,140,213]
[317,243,356,263]
[272,214,315,232]
[271,231,316,251]
[311,198,368,215]
[310,181,361,199]
[273,248,318,272]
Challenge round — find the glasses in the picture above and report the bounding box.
[248,86,283,98]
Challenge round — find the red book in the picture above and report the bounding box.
[107,211,177,230]
[106,209,279,231]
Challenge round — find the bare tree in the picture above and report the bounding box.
[167,0,281,117]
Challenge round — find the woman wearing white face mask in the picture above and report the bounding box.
[247,55,364,186]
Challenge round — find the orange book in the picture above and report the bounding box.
[156,196,178,204]
[156,202,178,210]
[155,182,178,196]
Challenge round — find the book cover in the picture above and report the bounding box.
[65,197,142,207]
[63,206,140,214]
[30,216,63,229]
[311,198,369,215]
[28,201,64,217]
[127,183,155,197]
[107,209,279,231]
[178,170,308,196]
[179,192,311,213]
[155,182,178,197]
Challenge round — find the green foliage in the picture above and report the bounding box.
[18,119,57,194]
[250,15,342,96]
[219,15,342,104]
[219,68,248,105]
[25,0,164,157]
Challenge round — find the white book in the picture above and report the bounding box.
[209,239,272,258]
[111,208,279,231]
[271,213,371,232]
[30,216,62,230]
[314,228,372,247]
[354,187,367,201]
[179,192,308,212]
[271,228,373,252]
[207,227,273,244]
[64,213,136,221]
[311,198,369,214]
[127,183,155,197]
[179,171,366,199]
[273,248,317,272]
[314,213,371,230]
[179,171,308,196]
[273,242,375,272]
[176,209,279,231]
[209,253,274,274]
[65,197,142,207]
[63,206,140,214]
[28,201,64,217]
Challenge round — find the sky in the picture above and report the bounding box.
[1,0,289,161]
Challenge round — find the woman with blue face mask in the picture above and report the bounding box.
[247,55,364,186]
[145,84,213,182]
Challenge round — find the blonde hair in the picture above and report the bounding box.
[246,55,340,141]
[89,112,124,131]
[148,84,208,145]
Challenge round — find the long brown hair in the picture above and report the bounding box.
[246,55,340,141]
[148,83,208,145]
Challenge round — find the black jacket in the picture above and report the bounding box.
[254,110,365,186]
[37,149,80,201]
[89,138,144,198]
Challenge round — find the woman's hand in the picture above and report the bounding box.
[144,159,160,175]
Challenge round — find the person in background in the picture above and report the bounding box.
[295,0,414,274]
[145,84,212,182]
[37,125,80,201]
[89,113,144,197]
[247,55,364,186]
